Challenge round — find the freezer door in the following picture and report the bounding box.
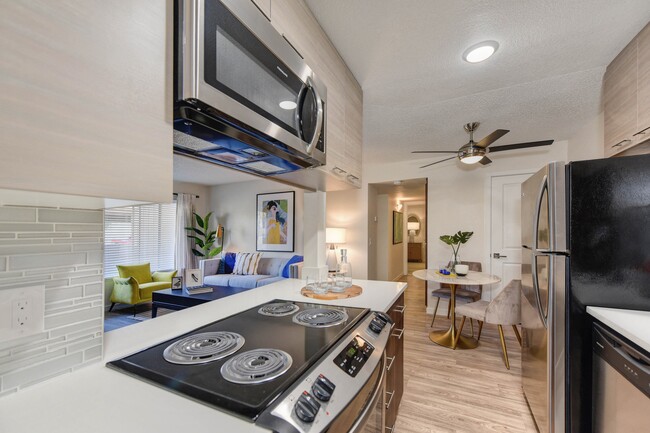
[522,249,566,433]
[521,247,549,432]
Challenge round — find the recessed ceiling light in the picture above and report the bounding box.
[279,100,297,110]
[462,41,499,63]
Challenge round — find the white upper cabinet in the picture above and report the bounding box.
[0,1,173,203]
[265,0,363,188]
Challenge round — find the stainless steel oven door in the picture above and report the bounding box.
[325,353,386,433]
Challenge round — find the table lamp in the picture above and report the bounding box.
[407,221,420,243]
[326,227,346,272]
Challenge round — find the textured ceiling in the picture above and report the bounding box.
[305,0,650,165]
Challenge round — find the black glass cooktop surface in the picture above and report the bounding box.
[107,299,368,420]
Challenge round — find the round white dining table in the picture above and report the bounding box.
[413,269,500,349]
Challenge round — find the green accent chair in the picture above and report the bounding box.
[109,263,177,315]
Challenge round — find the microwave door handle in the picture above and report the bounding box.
[294,85,308,141]
[305,76,323,155]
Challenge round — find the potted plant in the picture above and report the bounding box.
[185,211,224,258]
[439,231,473,272]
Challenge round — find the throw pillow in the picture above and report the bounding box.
[282,255,304,278]
[233,252,263,275]
[152,270,178,282]
[116,263,152,284]
[217,258,226,275]
[224,252,237,274]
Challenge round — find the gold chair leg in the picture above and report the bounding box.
[430,297,440,327]
[454,316,466,348]
[513,325,522,347]
[470,319,474,338]
[446,301,451,319]
[498,325,510,370]
[477,321,483,341]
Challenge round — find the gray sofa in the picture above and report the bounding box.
[200,255,303,289]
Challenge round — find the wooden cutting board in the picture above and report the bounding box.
[300,285,363,300]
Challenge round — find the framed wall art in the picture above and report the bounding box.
[256,191,295,252]
[393,211,403,244]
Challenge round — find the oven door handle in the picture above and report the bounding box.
[348,353,386,433]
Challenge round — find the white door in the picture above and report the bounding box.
[489,173,532,298]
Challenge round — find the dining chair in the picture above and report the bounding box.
[454,279,522,369]
[430,261,483,334]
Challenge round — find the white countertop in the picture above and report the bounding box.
[587,306,650,353]
[0,278,406,433]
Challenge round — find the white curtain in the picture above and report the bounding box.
[175,193,196,274]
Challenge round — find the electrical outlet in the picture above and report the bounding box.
[0,285,44,342]
[13,298,31,330]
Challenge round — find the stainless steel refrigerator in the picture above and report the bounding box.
[521,161,567,433]
[521,154,650,433]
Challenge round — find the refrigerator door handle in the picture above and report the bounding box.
[532,252,549,329]
[533,174,548,250]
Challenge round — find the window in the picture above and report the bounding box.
[104,203,177,278]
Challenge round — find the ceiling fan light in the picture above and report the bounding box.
[463,41,499,63]
[460,155,484,164]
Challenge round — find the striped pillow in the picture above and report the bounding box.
[233,252,263,275]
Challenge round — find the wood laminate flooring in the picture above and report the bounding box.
[395,273,538,433]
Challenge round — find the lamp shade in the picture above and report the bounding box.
[326,227,346,244]
[407,222,420,231]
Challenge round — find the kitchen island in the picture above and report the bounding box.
[0,278,406,433]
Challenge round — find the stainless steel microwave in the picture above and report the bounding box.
[174,0,327,176]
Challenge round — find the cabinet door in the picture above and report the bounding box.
[250,0,271,20]
[344,86,363,185]
[636,23,650,144]
[0,1,172,203]
[604,39,637,157]
[384,294,405,431]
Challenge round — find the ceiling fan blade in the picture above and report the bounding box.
[475,129,510,148]
[479,156,492,165]
[489,140,554,153]
[419,156,457,169]
[412,150,458,154]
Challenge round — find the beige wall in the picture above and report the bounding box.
[327,187,369,279]
[567,112,605,162]
[209,180,305,258]
[330,141,570,280]
[173,181,211,216]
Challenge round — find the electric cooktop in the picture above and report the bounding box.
[107,300,369,420]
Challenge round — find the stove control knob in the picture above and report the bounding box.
[295,391,321,423]
[368,318,385,333]
[312,374,336,401]
[374,312,393,325]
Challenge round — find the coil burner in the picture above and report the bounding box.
[163,331,245,365]
[292,308,349,328]
[221,349,293,384]
[258,302,300,317]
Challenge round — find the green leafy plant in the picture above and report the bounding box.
[439,231,474,266]
[185,211,223,258]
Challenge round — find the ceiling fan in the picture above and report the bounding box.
[413,122,554,168]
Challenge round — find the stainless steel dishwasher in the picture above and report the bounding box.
[592,322,650,433]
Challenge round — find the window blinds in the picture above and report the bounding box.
[104,203,177,278]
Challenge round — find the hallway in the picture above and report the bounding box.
[394,273,537,432]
